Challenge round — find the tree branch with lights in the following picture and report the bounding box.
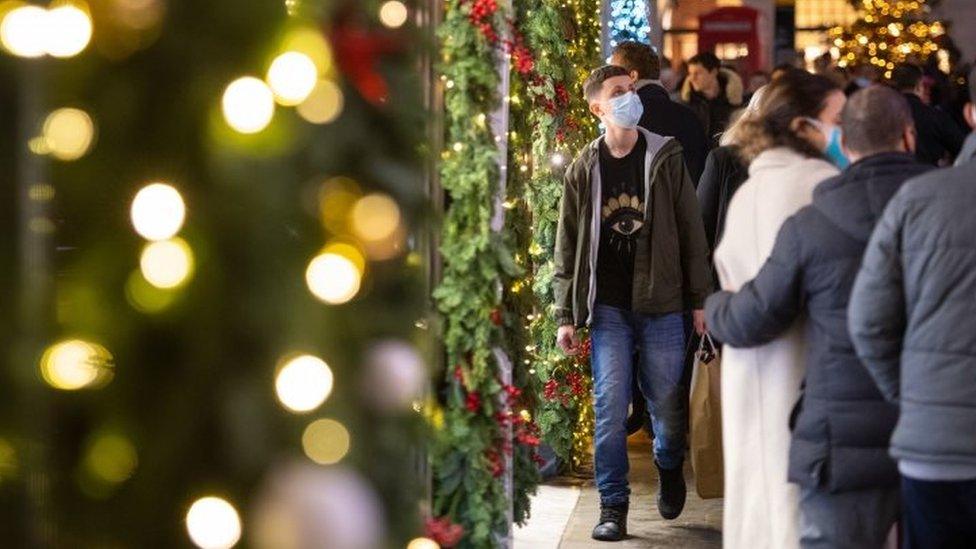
[831,0,948,77]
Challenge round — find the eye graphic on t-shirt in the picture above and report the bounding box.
[602,192,644,252]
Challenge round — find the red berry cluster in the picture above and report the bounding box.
[543,378,559,400]
[537,81,571,115]
[556,117,580,144]
[543,369,589,406]
[532,451,547,467]
[566,370,587,398]
[515,419,541,447]
[486,448,505,477]
[425,516,465,548]
[511,43,535,75]
[465,391,482,413]
[489,307,503,326]
[554,83,570,108]
[467,0,499,43]
[577,337,592,361]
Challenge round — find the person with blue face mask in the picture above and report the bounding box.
[804,117,851,169]
[553,65,712,542]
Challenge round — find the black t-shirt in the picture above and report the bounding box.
[595,135,647,310]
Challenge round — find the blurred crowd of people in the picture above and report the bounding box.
[555,40,976,548]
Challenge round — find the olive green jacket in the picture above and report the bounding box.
[554,128,712,328]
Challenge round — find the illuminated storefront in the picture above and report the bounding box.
[654,0,858,71]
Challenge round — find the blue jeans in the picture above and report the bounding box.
[591,304,687,506]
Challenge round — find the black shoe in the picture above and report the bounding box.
[656,460,686,520]
[591,502,628,541]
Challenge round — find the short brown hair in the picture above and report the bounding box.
[584,65,630,101]
[612,41,660,80]
[842,85,913,156]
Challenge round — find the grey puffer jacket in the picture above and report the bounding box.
[956,130,976,167]
[706,153,932,492]
[850,140,976,470]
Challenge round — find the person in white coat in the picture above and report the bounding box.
[712,71,847,549]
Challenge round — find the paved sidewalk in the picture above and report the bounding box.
[518,433,722,548]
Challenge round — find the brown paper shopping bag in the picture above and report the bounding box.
[689,333,724,499]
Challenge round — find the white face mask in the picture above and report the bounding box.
[605,91,643,129]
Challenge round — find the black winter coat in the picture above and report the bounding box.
[849,142,976,471]
[706,153,933,492]
[904,93,966,166]
[637,82,710,184]
[697,145,748,256]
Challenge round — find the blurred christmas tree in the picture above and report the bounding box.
[0,0,432,547]
[608,0,651,50]
[831,0,947,77]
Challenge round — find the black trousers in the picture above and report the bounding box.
[902,475,976,549]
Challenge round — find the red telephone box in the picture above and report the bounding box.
[698,7,762,75]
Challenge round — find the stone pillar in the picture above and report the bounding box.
[739,0,775,70]
[646,0,664,54]
[934,0,976,63]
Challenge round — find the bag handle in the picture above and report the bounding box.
[697,332,717,363]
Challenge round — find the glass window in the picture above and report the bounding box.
[795,0,858,30]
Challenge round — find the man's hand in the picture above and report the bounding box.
[693,309,707,336]
[557,325,579,356]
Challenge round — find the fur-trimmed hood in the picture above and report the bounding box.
[681,67,743,106]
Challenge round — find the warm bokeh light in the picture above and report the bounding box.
[379,1,408,29]
[130,182,186,241]
[125,269,179,313]
[305,251,362,304]
[1,5,48,58]
[0,438,17,483]
[281,26,332,74]
[407,538,441,549]
[361,225,406,261]
[186,496,242,549]
[39,339,113,391]
[110,0,165,31]
[322,241,366,272]
[83,432,138,485]
[139,238,194,289]
[318,176,360,233]
[222,76,275,134]
[266,51,318,106]
[296,79,344,124]
[301,418,350,465]
[42,107,95,161]
[45,3,92,58]
[275,354,334,413]
[350,193,401,242]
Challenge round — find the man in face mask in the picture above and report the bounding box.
[553,65,712,541]
[611,41,709,184]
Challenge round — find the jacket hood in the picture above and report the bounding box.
[568,127,682,175]
[956,131,976,167]
[812,152,930,242]
[681,67,743,105]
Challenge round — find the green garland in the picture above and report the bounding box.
[431,0,602,545]
[516,0,602,466]
[431,0,539,546]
